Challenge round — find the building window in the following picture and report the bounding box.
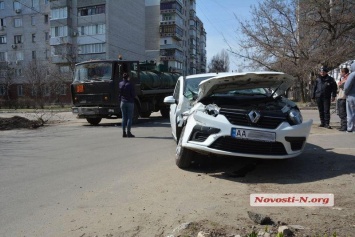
[0,85,6,96]
[17,85,23,96]
[59,84,66,95]
[0,1,4,10]
[32,34,36,42]
[44,14,49,23]
[0,18,5,27]
[0,52,6,61]
[44,85,50,96]
[15,69,22,76]
[59,66,69,73]
[44,0,49,4]
[45,32,49,40]
[31,0,39,9]
[0,35,6,44]
[78,4,105,16]
[31,16,35,25]
[79,24,105,36]
[32,51,36,59]
[16,51,24,61]
[78,43,105,54]
[51,7,68,19]
[50,25,68,37]
[13,1,21,10]
[14,35,22,44]
[14,18,23,27]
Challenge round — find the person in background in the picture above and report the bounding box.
[119,73,135,138]
[312,66,338,129]
[337,68,350,131]
[344,62,355,133]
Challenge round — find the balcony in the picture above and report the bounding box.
[160,26,183,41]
[50,36,73,46]
[160,43,183,51]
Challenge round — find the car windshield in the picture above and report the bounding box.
[212,88,271,97]
[74,63,113,82]
[184,76,214,100]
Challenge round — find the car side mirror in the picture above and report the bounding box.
[164,95,176,105]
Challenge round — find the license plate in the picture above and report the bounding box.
[231,128,276,142]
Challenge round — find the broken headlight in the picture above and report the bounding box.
[205,104,220,117]
[288,109,303,125]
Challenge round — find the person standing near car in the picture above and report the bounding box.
[337,68,350,131]
[119,73,135,138]
[344,62,355,133]
[312,66,338,129]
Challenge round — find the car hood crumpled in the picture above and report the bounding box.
[196,72,295,102]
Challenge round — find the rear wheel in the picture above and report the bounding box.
[86,117,102,126]
[176,127,194,169]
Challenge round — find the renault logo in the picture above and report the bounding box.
[248,110,260,123]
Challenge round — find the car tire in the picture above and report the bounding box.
[86,117,102,125]
[176,127,194,169]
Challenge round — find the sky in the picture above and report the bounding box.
[196,0,260,72]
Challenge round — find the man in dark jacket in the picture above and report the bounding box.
[312,66,338,129]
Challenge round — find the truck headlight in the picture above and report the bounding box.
[205,104,220,117]
[288,109,303,125]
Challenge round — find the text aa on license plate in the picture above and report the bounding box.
[231,128,276,142]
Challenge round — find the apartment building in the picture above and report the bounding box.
[0,0,206,105]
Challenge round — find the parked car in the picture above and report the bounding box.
[164,72,313,169]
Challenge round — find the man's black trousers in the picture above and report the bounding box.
[316,97,331,126]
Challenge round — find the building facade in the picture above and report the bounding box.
[0,0,206,106]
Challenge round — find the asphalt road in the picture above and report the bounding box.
[0,110,354,236]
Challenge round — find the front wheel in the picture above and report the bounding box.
[176,127,194,169]
[86,117,102,125]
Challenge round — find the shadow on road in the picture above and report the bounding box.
[187,143,355,184]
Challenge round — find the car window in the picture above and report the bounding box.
[213,88,270,97]
[184,76,213,101]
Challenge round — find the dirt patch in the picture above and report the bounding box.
[0,116,42,130]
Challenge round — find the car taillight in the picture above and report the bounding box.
[76,84,84,93]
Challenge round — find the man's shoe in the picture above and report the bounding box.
[324,125,332,129]
[318,124,325,127]
[127,132,135,138]
[123,132,127,137]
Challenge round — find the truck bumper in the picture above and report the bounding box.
[72,106,121,118]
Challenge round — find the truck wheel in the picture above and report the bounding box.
[160,106,170,118]
[132,104,139,124]
[175,127,194,169]
[140,111,151,118]
[86,118,102,125]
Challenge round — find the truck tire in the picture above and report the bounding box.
[132,104,139,124]
[86,118,102,125]
[175,127,194,169]
[140,111,151,118]
[160,106,170,118]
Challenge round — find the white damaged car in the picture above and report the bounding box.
[164,72,313,169]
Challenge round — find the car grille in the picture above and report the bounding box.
[209,137,287,155]
[219,108,286,129]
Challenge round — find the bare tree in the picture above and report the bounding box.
[23,60,51,108]
[208,49,230,72]
[0,62,15,105]
[231,0,355,102]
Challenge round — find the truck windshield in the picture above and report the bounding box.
[74,62,113,82]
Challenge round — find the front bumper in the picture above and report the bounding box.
[72,106,121,118]
[181,111,313,159]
